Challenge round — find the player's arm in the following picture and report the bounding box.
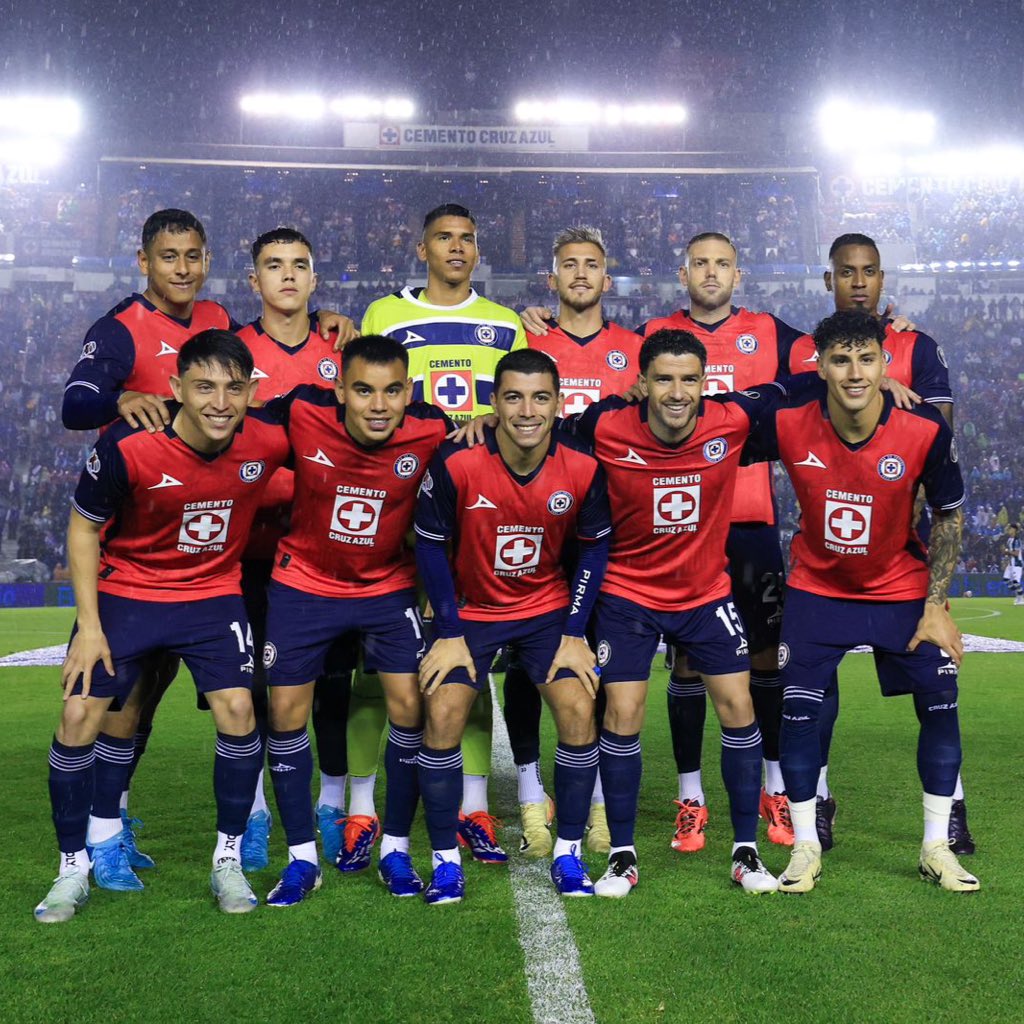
[546,465,613,694]
[910,331,954,427]
[908,420,965,664]
[312,309,359,350]
[413,455,475,694]
[519,306,554,335]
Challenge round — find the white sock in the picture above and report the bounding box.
[249,769,268,816]
[923,792,952,843]
[287,841,319,865]
[553,837,582,859]
[591,771,605,805]
[516,761,545,803]
[789,797,819,844]
[679,771,704,803]
[213,831,243,864]
[318,772,347,810]
[952,773,964,801]
[348,774,377,817]
[764,759,784,795]
[432,847,460,865]
[732,841,758,855]
[119,790,129,813]
[60,849,89,876]
[86,815,122,846]
[462,773,488,815]
[380,834,409,857]
[816,765,831,799]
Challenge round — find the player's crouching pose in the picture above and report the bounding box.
[260,335,453,905]
[567,329,787,895]
[414,349,612,903]
[35,330,290,923]
[746,312,977,894]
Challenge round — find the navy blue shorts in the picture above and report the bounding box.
[264,581,424,684]
[594,592,751,683]
[726,523,785,653]
[67,593,255,704]
[779,587,959,696]
[438,608,572,691]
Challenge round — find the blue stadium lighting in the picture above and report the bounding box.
[513,99,686,127]
[0,96,82,137]
[819,99,935,152]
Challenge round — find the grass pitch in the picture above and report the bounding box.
[1,600,1021,1024]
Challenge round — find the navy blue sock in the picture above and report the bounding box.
[750,671,783,761]
[418,744,462,850]
[667,675,706,773]
[503,664,543,765]
[599,729,642,848]
[780,687,824,804]
[553,740,599,842]
[721,722,763,843]
[914,689,962,796]
[818,672,840,766]
[267,727,315,844]
[383,721,422,838]
[92,733,135,819]
[214,729,262,837]
[311,666,352,777]
[123,724,152,790]
[48,737,95,853]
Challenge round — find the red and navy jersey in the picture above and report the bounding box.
[787,321,953,406]
[569,386,785,612]
[526,320,643,415]
[637,306,802,525]
[63,294,234,430]
[236,318,343,560]
[414,428,612,622]
[72,406,290,602]
[744,381,964,601]
[267,386,452,598]
[237,317,341,402]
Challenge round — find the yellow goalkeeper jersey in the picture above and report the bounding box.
[362,286,526,421]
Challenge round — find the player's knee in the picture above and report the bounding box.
[58,698,105,746]
[269,685,313,731]
[385,690,423,730]
[602,692,645,734]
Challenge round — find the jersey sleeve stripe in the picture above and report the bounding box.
[414,525,449,542]
[64,380,101,394]
[72,500,109,523]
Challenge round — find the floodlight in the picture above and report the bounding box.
[0,137,64,167]
[513,99,686,126]
[0,96,81,137]
[239,93,326,120]
[819,99,935,152]
[328,96,415,120]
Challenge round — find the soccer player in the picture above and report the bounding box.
[234,227,348,870]
[260,335,452,905]
[1002,523,1023,604]
[34,330,290,922]
[351,204,529,866]
[59,211,356,874]
[567,328,784,895]
[786,233,966,853]
[414,348,611,903]
[507,226,642,858]
[743,311,977,893]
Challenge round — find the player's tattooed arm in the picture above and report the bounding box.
[62,510,115,700]
[908,507,964,665]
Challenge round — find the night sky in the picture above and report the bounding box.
[3,1,1023,144]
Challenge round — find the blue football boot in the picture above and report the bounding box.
[378,851,425,897]
[551,845,594,897]
[89,834,144,892]
[423,855,465,906]
[266,859,322,907]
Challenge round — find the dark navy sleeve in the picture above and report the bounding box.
[910,331,954,405]
[415,536,463,638]
[414,450,458,544]
[576,462,612,542]
[713,380,787,433]
[564,462,611,637]
[921,416,965,512]
[71,431,131,523]
[770,314,806,383]
[733,382,793,465]
[561,395,621,445]
[62,317,137,429]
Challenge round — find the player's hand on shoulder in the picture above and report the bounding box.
[62,626,114,701]
[879,376,921,409]
[446,413,497,446]
[883,304,917,332]
[620,378,647,404]
[316,310,359,350]
[908,601,964,667]
[117,390,172,432]
[546,635,600,697]
[419,636,475,695]
[519,306,553,335]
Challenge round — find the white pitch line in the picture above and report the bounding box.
[488,676,597,1024]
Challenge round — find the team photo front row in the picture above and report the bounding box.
[36,311,977,923]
